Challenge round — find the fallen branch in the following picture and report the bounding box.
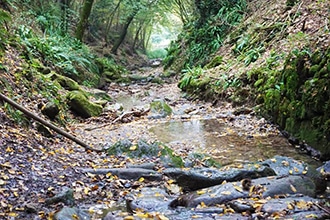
[0,92,104,152]
[85,108,150,131]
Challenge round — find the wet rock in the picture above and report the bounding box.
[24,203,38,213]
[126,162,156,170]
[41,102,59,120]
[45,187,75,206]
[127,187,175,213]
[260,195,321,214]
[261,156,327,193]
[170,175,317,208]
[285,210,329,219]
[228,200,254,213]
[36,123,53,137]
[148,99,172,119]
[318,161,330,179]
[55,206,90,220]
[80,167,162,181]
[261,155,309,176]
[163,164,276,191]
[88,88,112,102]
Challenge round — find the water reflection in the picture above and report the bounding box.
[149,119,321,167]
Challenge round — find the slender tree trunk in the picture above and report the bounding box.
[59,0,70,34]
[111,11,137,54]
[104,0,122,45]
[75,0,94,41]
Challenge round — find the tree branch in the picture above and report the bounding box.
[0,92,104,152]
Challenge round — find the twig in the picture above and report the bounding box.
[85,108,150,131]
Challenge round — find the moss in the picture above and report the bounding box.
[66,90,102,118]
[205,56,223,69]
[150,100,172,116]
[311,50,323,65]
[51,73,80,91]
[309,65,320,75]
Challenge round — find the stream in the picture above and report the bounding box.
[77,66,321,168]
[71,66,327,219]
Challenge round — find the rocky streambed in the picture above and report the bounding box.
[55,66,330,219]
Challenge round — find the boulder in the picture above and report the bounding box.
[148,99,172,119]
[163,164,276,191]
[54,207,90,220]
[66,90,102,118]
[170,175,317,208]
[41,101,59,120]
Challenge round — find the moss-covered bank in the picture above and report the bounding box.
[256,48,330,159]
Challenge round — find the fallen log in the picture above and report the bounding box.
[0,92,104,152]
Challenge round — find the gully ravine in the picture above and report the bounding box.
[65,66,329,219]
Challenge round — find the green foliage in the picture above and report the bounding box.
[160,145,184,167]
[146,48,167,59]
[17,26,100,82]
[0,8,11,50]
[178,66,204,90]
[3,102,29,126]
[165,0,247,70]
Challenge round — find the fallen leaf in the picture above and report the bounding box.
[290,184,297,193]
[220,191,231,195]
[197,190,206,195]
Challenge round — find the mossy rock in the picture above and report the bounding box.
[150,100,172,117]
[51,72,80,91]
[107,139,183,167]
[205,56,223,69]
[66,90,102,118]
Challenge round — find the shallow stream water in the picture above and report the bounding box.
[108,80,321,168]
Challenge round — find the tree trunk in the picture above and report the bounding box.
[59,0,70,34]
[75,0,94,41]
[111,11,137,54]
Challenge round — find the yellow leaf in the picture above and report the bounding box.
[290,184,297,193]
[233,185,243,193]
[5,147,14,153]
[200,202,207,208]
[129,145,137,151]
[157,214,169,220]
[220,191,231,195]
[47,187,54,191]
[289,170,293,174]
[8,212,18,217]
[294,167,299,173]
[124,216,135,220]
[302,170,308,175]
[167,179,175,184]
[138,177,145,182]
[72,214,79,219]
[0,180,6,185]
[270,158,277,163]
[135,212,149,218]
[192,215,202,218]
[197,190,206,195]
[84,187,89,195]
[8,169,16,175]
[296,200,309,209]
[305,214,318,218]
[254,164,261,169]
[1,162,11,168]
[287,203,294,210]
